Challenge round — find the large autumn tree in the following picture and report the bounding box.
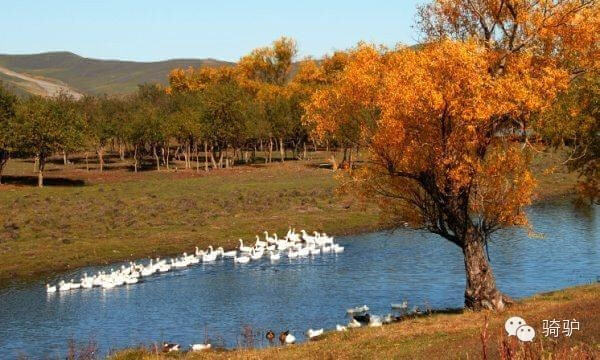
[305,0,598,310]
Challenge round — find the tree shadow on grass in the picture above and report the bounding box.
[0,175,86,187]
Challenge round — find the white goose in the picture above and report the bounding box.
[369,315,383,327]
[300,229,316,243]
[287,248,299,259]
[269,251,281,261]
[347,318,362,328]
[190,343,211,351]
[306,328,324,339]
[285,332,296,345]
[297,246,310,257]
[68,279,81,289]
[336,324,348,332]
[309,246,321,256]
[221,248,237,258]
[234,255,250,264]
[256,235,268,248]
[58,281,71,291]
[46,284,57,293]
[239,239,253,253]
[158,263,171,273]
[202,247,217,262]
[250,248,263,260]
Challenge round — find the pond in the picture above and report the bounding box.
[0,200,598,358]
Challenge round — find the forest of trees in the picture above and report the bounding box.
[0,38,364,187]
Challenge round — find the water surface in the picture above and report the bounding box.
[0,200,598,358]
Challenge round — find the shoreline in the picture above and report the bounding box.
[0,188,579,290]
[103,283,596,359]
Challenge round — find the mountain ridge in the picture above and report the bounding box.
[0,51,233,96]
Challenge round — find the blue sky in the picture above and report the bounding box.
[1,0,425,62]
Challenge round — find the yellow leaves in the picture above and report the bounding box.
[303,36,572,229]
[167,66,238,93]
[420,0,599,75]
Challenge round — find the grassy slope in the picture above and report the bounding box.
[0,52,231,95]
[0,72,45,97]
[0,156,380,287]
[0,150,579,287]
[112,284,600,359]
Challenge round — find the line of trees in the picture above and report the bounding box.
[0,38,360,187]
[0,33,596,196]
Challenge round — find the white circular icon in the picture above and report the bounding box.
[516,325,536,342]
[505,316,526,336]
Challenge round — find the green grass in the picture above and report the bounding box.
[0,156,380,287]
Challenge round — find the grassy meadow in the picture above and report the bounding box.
[0,152,381,287]
[0,149,579,287]
[111,283,600,359]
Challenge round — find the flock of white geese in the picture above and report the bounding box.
[45,229,344,293]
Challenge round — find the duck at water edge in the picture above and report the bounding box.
[336,324,348,332]
[190,343,211,351]
[279,330,296,345]
[162,342,180,352]
[266,330,275,345]
[306,328,324,339]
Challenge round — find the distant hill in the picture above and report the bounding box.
[0,51,232,96]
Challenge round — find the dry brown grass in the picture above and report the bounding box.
[110,284,599,360]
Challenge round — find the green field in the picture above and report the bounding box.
[0,149,579,287]
[0,155,381,287]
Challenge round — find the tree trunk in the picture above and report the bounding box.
[37,155,45,187]
[63,151,68,166]
[119,142,125,161]
[462,228,505,311]
[183,144,190,169]
[134,145,138,173]
[153,146,160,171]
[268,138,273,163]
[279,138,285,162]
[194,143,199,173]
[97,147,104,172]
[0,150,9,185]
[204,141,209,172]
[164,142,169,170]
[303,142,307,160]
[85,152,89,171]
[210,145,218,169]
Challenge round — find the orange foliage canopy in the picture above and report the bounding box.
[305,40,568,236]
[418,0,600,72]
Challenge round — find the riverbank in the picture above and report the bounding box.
[111,283,599,359]
[0,150,579,287]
